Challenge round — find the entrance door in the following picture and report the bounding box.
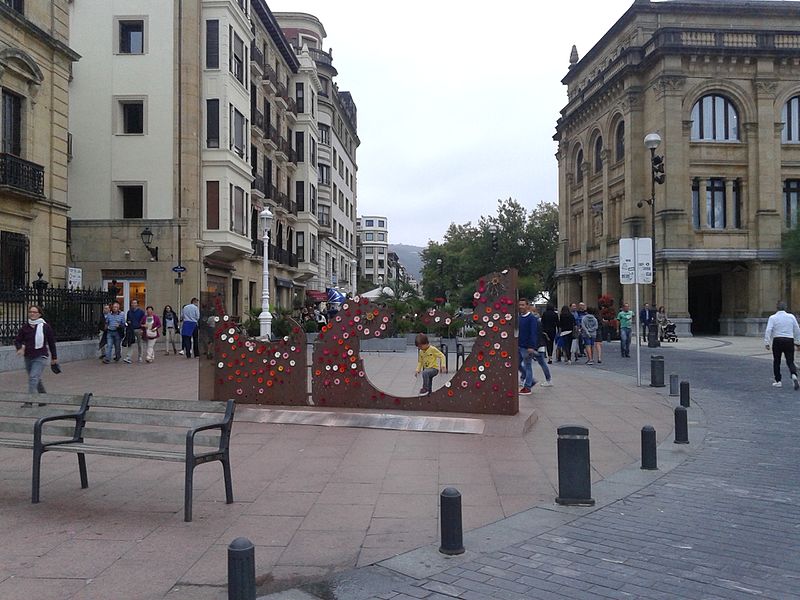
[103,280,146,311]
[688,274,722,335]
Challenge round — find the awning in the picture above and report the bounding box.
[306,290,327,302]
[275,277,293,288]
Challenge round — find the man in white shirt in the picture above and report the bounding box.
[181,297,200,358]
[764,300,800,389]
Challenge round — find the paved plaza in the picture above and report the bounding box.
[0,337,796,599]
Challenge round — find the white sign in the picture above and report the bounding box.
[67,267,82,289]
[619,238,653,284]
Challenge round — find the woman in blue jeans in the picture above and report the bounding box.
[14,305,58,393]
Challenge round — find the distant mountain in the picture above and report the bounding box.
[389,243,424,281]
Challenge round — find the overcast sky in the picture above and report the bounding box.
[269,0,638,246]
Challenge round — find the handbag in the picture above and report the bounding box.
[570,338,580,355]
[146,328,158,339]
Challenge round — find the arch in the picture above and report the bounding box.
[0,48,44,84]
[608,112,625,162]
[780,94,800,143]
[683,80,755,137]
[593,135,604,173]
[573,144,584,181]
[689,93,739,141]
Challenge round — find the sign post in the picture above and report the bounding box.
[619,238,652,386]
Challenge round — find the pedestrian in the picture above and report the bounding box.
[617,302,634,358]
[532,303,553,386]
[162,304,179,355]
[639,303,655,343]
[581,307,599,365]
[517,298,539,394]
[98,303,110,359]
[540,302,559,364]
[124,299,145,363]
[14,305,58,393]
[414,333,446,395]
[575,302,587,357]
[557,305,576,363]
[140,305,161,363]
[181,297,200,358]
[764,300,800,389]
[656,305,668,342]
[103,302,125,363]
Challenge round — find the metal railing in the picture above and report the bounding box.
[0,273,113,346]
[253,109,264,131]
[267,244,298,268]
[250,42,264,70]
[0,153,45,197]
[308,47,333,67]
[251,239,264,257]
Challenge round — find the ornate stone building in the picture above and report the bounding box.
[0,1,78,286]
[555,0,800,336]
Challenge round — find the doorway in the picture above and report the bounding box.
[688,273,722,335]
[103,279,146,311]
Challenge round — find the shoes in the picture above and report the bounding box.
[179,350,185,355]
[102,359,110,364]
[113,357,121,362]
[597,360,602,364]
[547,359,553,364]
[519,387,532,395]
[541,381,553,387]
[146,359,153,363]
[793,374,799,390]
[138,357,143,363]
[566,360,572,364]
[586,360,594,365]
[123,357,131,364]
[772,381,782,387]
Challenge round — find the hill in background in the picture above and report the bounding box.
[389,243,424,281]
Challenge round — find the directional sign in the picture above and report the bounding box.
[619,238,652,284]
[172,265,187,273]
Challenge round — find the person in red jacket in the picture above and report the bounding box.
[14,305,58,393]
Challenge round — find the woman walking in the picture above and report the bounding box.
[540,303,559,364]
[140,306,162,364]
[162,304,179,355]
[557,305,576,364]
[14,305,58,393]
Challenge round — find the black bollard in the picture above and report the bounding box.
[456,343,465,371]
[439,487,464,555]
[669,374,679,397]
[439,343,449,372]
[641,426,657,470]
[649,355,665,387]
[680,381,691,408]
[228,537,256,600]
[555,425,595,506]
[674,406,689,444]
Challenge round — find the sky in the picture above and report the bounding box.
[268,0,638,246]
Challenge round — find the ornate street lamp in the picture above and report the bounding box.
[639,132,665,348]
[140,227,158,261]
[259,208,273,338]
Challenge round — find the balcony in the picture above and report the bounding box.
[275,137,289,161]
[262,64,277,92]
[268,243,298,269]
[252,109,264,132]
[251,238,264,258]
[250,42,264,75]
[275,82,288,108]
[0,153,45,199]
[308,48,337,75]
[251,174,266,197]
[317,215,333,237]
[265,124,279,150]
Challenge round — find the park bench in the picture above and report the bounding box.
[0,391,235,521]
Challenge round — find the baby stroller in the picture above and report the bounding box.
[662,321,678,342]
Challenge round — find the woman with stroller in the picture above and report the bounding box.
[656,306,668,342]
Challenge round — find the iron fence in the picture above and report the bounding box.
[0,273,114,346]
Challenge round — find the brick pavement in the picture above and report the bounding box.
[281,340,800,599]
[0,347,674,599]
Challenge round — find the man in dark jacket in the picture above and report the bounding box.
[518,298,539,395]
[639,303,655,343]
[124,299,145,363]
[540,303,559,364]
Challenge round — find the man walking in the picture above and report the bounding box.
[764,300,800,389]
[617,302,634,357]
[103,302,125,363]
[518,298,539,395]
[181,297,200,358]
[639,303,655,343]
[124,299,145,363]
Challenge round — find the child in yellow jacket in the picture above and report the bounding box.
[415,333,447,395]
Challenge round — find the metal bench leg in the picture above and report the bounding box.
[184,461,194,522]
[32,447,43,504]
[222,456,233,504]
[77,453,88,488]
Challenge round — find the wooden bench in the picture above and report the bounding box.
[0,391,235,521]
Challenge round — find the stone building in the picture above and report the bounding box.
[554,0,800,336]
[356,215,389,285]
[0,1,78,287]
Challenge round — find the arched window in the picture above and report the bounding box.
[575,148,583,182]
[615,121,625,161]
[594,136,603,173]
[782,96,800,143]
[690,94,739,141]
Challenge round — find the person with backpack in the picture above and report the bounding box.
[580,307,600,365]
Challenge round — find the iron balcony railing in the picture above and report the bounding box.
[251,239,264,257]
[0,153,45,197]
[250,42,264,70]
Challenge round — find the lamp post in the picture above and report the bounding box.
[350,259,357,296]
[488,224,498,257]
[259,208,273,338]
[641,132,664,348]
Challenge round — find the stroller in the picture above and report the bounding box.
[662,320,678,342]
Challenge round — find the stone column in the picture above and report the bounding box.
[664,261,691,336]
[725,179,735,229]
[581,272,601,307]
[698,179,708,229]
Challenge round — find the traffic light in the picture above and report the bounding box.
[652,154,665,185]
[491,234,498,253]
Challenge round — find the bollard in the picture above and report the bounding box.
[680,381,691,408]
[649,355,665,387]
[439,487,465,555]
[456,343,466,371]
[641,426,657,470]
[228,537,256,600]
[669,374,679,397]
[674,406,689,444]
[439,343,449,372]
[555,425,595,506]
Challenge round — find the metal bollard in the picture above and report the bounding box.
[669,374,679,396]
[680,381,691,408]
[456,343,466,371]
[641,426,657,470]
[439,487,464,555]
[439,343,449,372]
[555,425,595,506]
[228,537,256,600]
[674,406,689,444]
[649,355,665,387]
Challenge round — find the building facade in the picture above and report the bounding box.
[555,0,800,336]
[356,215,389,285]
[0,1,78,287]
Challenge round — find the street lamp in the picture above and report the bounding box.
[259,208,273,338]
[350,258,357,295]
[140,227,159,261]
[638,132,665,348]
